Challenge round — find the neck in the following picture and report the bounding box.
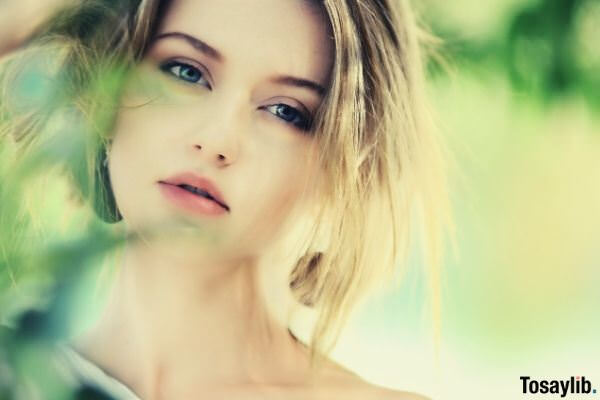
[70,239,313,399]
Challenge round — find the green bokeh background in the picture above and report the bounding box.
[337,1,599,398]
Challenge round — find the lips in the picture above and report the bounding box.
[158,172,229,211]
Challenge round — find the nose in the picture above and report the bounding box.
[194,144,232,166]
[189,93,244,167]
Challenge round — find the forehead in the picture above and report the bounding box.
[157,0,333,85]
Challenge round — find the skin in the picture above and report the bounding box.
[67,0,429,399]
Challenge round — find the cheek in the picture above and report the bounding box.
[106,108,165,227]
[107,94,192,191]
[239,150,318,246]
[264,143,318,208]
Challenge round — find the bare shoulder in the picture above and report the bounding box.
[352,378,431,400]
[374,386,431,400]
[317,358,430,400]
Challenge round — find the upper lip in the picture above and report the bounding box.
[159,172,230,211]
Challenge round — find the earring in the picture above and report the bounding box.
[92,145,123,223]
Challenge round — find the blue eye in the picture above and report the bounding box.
[159,61,211,88]
[264,104,312,131]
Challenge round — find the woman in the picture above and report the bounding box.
[0,0,453,398]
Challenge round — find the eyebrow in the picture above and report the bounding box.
[153,31,224,62]
[152,31,327,97]
[271,76,326,97]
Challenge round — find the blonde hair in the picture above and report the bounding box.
[0,0,455,372]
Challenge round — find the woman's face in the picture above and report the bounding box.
[107,0,333,260]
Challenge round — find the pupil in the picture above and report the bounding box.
[182,67,199,81]
[278,105,294,120]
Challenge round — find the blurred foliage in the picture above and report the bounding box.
[0,60,129,395]
[0,225,126,398]
[422,0,600,109]
[0,144,127,398]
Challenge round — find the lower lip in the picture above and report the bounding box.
[158,183,228,216]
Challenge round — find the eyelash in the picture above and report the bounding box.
[159,60,211,88]
[259,104,312,132]
[159,60,313,132]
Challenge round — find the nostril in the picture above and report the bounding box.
[217,154,226,161]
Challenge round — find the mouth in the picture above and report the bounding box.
[158,172,230,213]
[158,182,230,216]
[173,183,230,212]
